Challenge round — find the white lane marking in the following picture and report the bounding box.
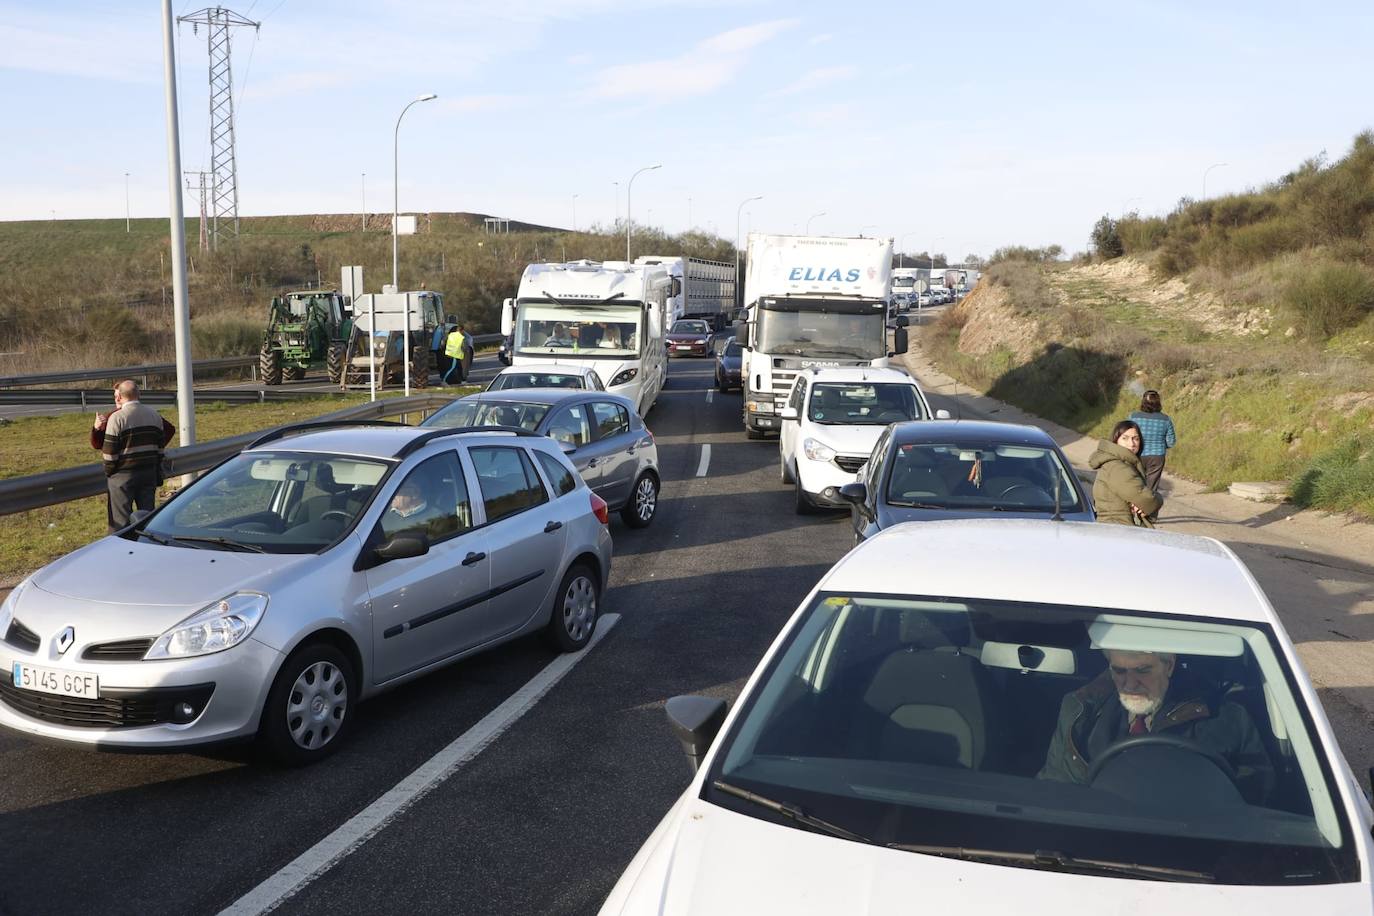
[705,388,714,404]
[696,443,711,478]
[220,613,621,916]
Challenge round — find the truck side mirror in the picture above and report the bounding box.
[500,298,514,337]
[736,322,750,349]
[893,327,909,355]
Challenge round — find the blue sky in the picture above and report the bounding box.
[2,0,1372,257]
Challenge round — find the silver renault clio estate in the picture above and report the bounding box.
[0,422,613,764]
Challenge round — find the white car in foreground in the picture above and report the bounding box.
[602,520,1374,914]
[778,367,941,513]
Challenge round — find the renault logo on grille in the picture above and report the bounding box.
[55,626,75,656]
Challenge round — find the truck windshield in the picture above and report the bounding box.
[891,278,916,289]
[514,302,641,358]
[755,307,886,361]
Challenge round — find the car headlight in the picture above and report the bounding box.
[145,592,268,660]
[609,367,638,386]
[803,438,836,462]
[0,580,29,637]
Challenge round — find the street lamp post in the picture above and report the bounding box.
[625,164,661,261]
[392,92,437,398]
[1202,163,1228,200]
[124,172,131,232]
[805,211,826,234]
[735,194,763,309]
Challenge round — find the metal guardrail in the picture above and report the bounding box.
[0,393,457,517]
[0,335,503,389]
[0,356,257,389]
[0,387,348,407]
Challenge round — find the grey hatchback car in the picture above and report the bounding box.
[0,422,612,764]
[422,390,661,529]
[840,420,1095,542]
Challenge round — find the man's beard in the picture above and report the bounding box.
[1119,693,1163,717]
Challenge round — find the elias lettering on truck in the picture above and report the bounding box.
[788,267,863,283]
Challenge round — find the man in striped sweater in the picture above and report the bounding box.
[90,380,176,532]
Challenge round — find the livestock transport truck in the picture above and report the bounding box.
[501,259,672,416]
[739,234,908,439]
[633,255,736,327]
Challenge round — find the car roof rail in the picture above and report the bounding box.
[394,424,541,458]
[248,420,410,450]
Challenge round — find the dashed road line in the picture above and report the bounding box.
[219,613,622,916]
[696,444,711,478]
[705,389,714,404]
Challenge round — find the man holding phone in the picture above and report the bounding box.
[90,379,176,532]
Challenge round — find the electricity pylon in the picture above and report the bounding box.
[177,7,259,251]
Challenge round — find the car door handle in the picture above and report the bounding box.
[544,520,563,533]
[586,458,599,468]
[462,551,487,566]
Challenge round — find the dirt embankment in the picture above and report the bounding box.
[948,280,1041,362]
[1069,259,1272,336]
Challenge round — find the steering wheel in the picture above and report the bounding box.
[319,510,351,524]
[998,483,1051,501]
[1087,734,1238,786]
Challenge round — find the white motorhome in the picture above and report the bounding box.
[634,255,736,327]
[738,234,908,438]
[501,259,671,417]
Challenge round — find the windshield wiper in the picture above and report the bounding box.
[165,535,267,553]
[890,845,1214,883]
[135,529,184,547]
[713,780,875,845]
[886,501,949,510]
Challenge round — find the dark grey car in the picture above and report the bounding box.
[839,420,1095,542]
[422,390,661,528]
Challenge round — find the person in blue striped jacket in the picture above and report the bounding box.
[1129,389,1176,494]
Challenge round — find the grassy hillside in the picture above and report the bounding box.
[0,213,733,377]
[925,259,1374,518]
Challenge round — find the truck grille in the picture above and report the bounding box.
[0,682,215,729]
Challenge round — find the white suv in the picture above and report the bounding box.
[778,367,941,513]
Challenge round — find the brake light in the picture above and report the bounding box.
[589,492,609,525]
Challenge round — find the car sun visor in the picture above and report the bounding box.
[1088,620,1245,658]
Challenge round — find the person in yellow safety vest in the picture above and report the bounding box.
[444,324,467,385]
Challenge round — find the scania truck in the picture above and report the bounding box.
[634,255,736,327]
[738,234,908,438]
[500,259,672,416]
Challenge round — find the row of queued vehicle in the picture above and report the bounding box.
[601,239,1374,910]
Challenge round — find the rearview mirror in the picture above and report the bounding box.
[837,482,868,505]
[779,406,798,420]
[500,298,514,337]
[893,327,909,355]
[935,409,952,420]
[130,509,152,525]
[375,532,429,562]
[665,695,729,773]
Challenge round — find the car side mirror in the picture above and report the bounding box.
[375,532,429,562]
[935,409,952,420]
[893,327,909,355]
[838,482,867,505]
[665,695,729,773]
[779,406,798,420]
[130,509,152,525]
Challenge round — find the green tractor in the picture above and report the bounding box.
[259,290,353,385]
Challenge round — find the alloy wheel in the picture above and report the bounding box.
[634,476,657,523]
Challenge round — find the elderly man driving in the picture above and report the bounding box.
[1039,649,1274,803]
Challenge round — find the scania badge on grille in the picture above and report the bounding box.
[55,626,75,656]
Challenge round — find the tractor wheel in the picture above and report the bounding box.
[260,345,282,386]
[411,347,429,389]
[327,342,345,384]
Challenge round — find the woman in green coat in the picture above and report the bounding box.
[1090,420,1163,526]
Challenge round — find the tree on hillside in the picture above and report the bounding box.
[1090,215,1124,260]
